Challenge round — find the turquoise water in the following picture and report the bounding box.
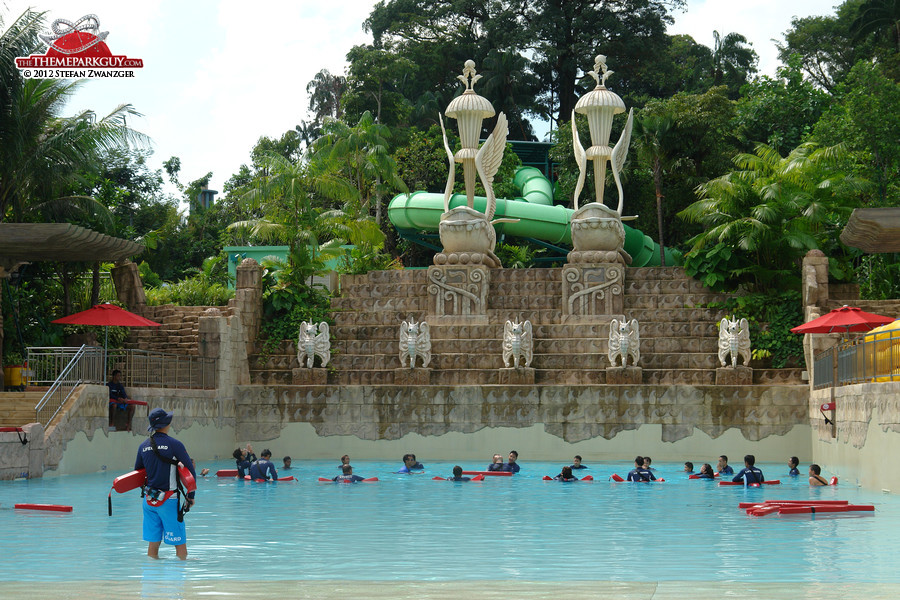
[1,461,897,583]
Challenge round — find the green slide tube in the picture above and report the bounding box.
[388,166,680,267]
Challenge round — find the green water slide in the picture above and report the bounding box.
[388,166,680,267]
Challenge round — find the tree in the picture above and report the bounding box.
[633,115,675,265]
[709,30,758,99]
[342,44,416,126]
[851,0,900,51]
[306,69,346,123]
[678,143,867,291]
[733,56,830,155]
[311,111,407,226]
[811,61,900,207]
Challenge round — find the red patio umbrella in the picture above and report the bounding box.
[52,304,161,380]
[790,305,894,336]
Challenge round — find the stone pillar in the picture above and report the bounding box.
[234,258,262,355]
[562,261,625,317]
[427,265,489,317]
[802,250,829,312]
[199,307,249,393]
[110,260,147,311]
[23,422,44,479]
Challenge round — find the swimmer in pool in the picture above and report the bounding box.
[282,456,292,470]
[233,444,256,478]
[249,449,278,481]
[732,454,764,485]
[696,463,715,479]
[334,465,365,483]
[449,466,471,482]
[339,454,350,469]
[643,456,654,471]
[487,453,504,471]
[398,453,424,474]
[788,456,800,476]
[684,461,694,473]
[717,455,734,476]
[554,466,578,481]
[571,455,588,470]
[502,450,521,473]
[627,456,655,482]
[809,464,829,486]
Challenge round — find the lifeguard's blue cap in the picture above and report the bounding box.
[148,408,173,432]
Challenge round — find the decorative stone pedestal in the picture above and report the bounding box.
[394,368,431,386]
[292,368,328,385]
[498,367,535,385]
[562,263,624,316]
[427,265,489,316]
[716,366,752,385]
[606,366,642,384]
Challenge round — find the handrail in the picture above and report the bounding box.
[813,329,900,389]
[27,346,218,428]
[33,345,104,427]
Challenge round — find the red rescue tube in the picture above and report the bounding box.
[582,475,594,481]
[779,504,874,515]
[542,475,553,480]
[276,476,295,482]
[739,500,849,508]
[471,474,484,481]
[216,469,238,478]
[610,474,625,482]
[461,471,512,477]
[830,476,838,486]
[15,503,73,512]
[112,469,147,493]
[719,480,781,486]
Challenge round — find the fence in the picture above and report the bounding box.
[27,346,217,427]
[813,329,900,389]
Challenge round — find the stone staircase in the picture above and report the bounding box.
[125,304,233,354]
[0,391,43,427]
[249,267,804,386]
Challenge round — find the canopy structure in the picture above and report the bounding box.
[0,223,144,273]
[791,305,895,336]
[840,208,900,253]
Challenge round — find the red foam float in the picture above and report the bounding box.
[460,471,512,477]
[719,480,781,486]
[740,499,873,517]
[15,503,72,512]
[216,469,238,477]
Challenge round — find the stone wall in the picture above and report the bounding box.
[235,383,810,460]
[39,384,235,476]
[0,423,43,479]
[811,382,900,492]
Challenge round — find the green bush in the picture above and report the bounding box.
[257,284,332,359]
[145,277,234,307]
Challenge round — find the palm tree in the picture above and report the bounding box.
[633,115,675,266]
[851,0,900,50]
[0,9,146,223]
[311,111,407,225]
[678,142,866,289]
[228,153,383,284]
[710,30,759,98]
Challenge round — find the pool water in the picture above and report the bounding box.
[1,461,898,584]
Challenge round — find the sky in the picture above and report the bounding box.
[4,0,838,199]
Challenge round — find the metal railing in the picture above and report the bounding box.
[27,346,218,427]
[813,329,900,389]
[32,345,103,426]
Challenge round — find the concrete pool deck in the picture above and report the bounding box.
[4,581,900,599]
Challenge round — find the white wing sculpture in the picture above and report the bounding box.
[572,110,588,211]
[608,318,640,367]
[298,321,331,369]
[502,320,533,368]
[439,113,456,214]
[609,108,634,215]
[717,317,751,368]
[475,112,508,222]
[399,320,432,369]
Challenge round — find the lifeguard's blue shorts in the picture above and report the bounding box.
[142,496,186,545]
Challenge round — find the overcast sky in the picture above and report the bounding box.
[5,0,836,197]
